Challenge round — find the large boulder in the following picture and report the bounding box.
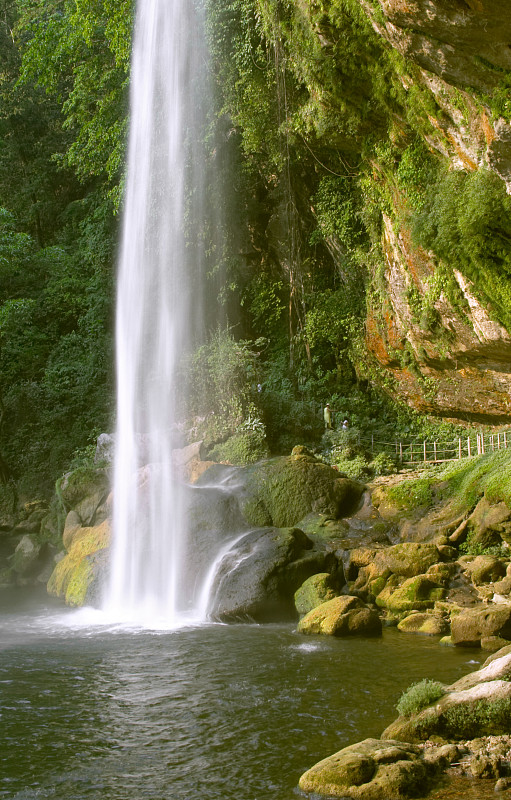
[59,466,110,523]
[397,612,450,637]
[222,452,365,529]
[298,738,433,799]
[297,595,382,637]
[348,543,443,599]
[207,526,328,622]
[461,554,507,585]
[451,605,511,647]
[375,575,445,614]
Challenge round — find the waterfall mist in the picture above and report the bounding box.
[104,0,211,626]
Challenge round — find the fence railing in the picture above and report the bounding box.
[357,430,511,466]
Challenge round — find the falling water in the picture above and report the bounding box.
[104,0,210,625]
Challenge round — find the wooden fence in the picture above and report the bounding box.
[358,430,511,466]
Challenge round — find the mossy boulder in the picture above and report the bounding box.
[237,454,365,528]
[462,554,507,585]
[294,572,339,617]
[374,543,441,578]
[298,738,432,799]
[297,595,382,637]
[47,520,110,607]
[375,575,445,614]
[397,612,450,636]
[9,534,43,576]
[348,543,442,598]
[467,497,511,549]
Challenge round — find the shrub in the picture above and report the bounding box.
[441,698,511,739]
[333,454,372,480]
[370,451,398,476]
[396,679,445,717]
[208,428,268,466]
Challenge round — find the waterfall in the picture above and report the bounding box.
[104,0,210,626]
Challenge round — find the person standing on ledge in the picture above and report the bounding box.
[324,403,332,430]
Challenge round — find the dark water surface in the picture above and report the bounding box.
[0,591,489,799]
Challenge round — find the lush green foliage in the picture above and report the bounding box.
[0,2,120,492]
[2,0,511,500]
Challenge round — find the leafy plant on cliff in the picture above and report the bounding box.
[411,167,511,331]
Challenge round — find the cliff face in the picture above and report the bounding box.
[363,0,511,189]
[355,0,511,423]
[367,216,511,423]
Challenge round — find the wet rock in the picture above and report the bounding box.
[9,535,43,577]
[59,467,110,512]
[297,595,382,637]
[231,455,365,529]
[63,510,82,551]
[94,433,115,464]
[383,647,511,742]
[208,526,327,622]
[481,636,511,652]
[469,752,503,779]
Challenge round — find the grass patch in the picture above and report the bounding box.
[439,450,511,510]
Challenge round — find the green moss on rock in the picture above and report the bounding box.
[241,455,364,529]
[376,575,445,614]
[294,572,338,617]
[47,520,110,606]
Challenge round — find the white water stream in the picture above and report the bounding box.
[104,0,210,626]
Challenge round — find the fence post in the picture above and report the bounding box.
[505,432,508,449]
[371,434,374,452]
[433,441,437,461]
[423,441,427,462]
[481,434,485,454]
[458,438,462,459]
[468,437,471,457]
[399,442,403,462]
[410,443,413,463]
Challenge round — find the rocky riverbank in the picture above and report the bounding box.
[3,442,511,798]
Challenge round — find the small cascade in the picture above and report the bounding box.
[104,0,211,626]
